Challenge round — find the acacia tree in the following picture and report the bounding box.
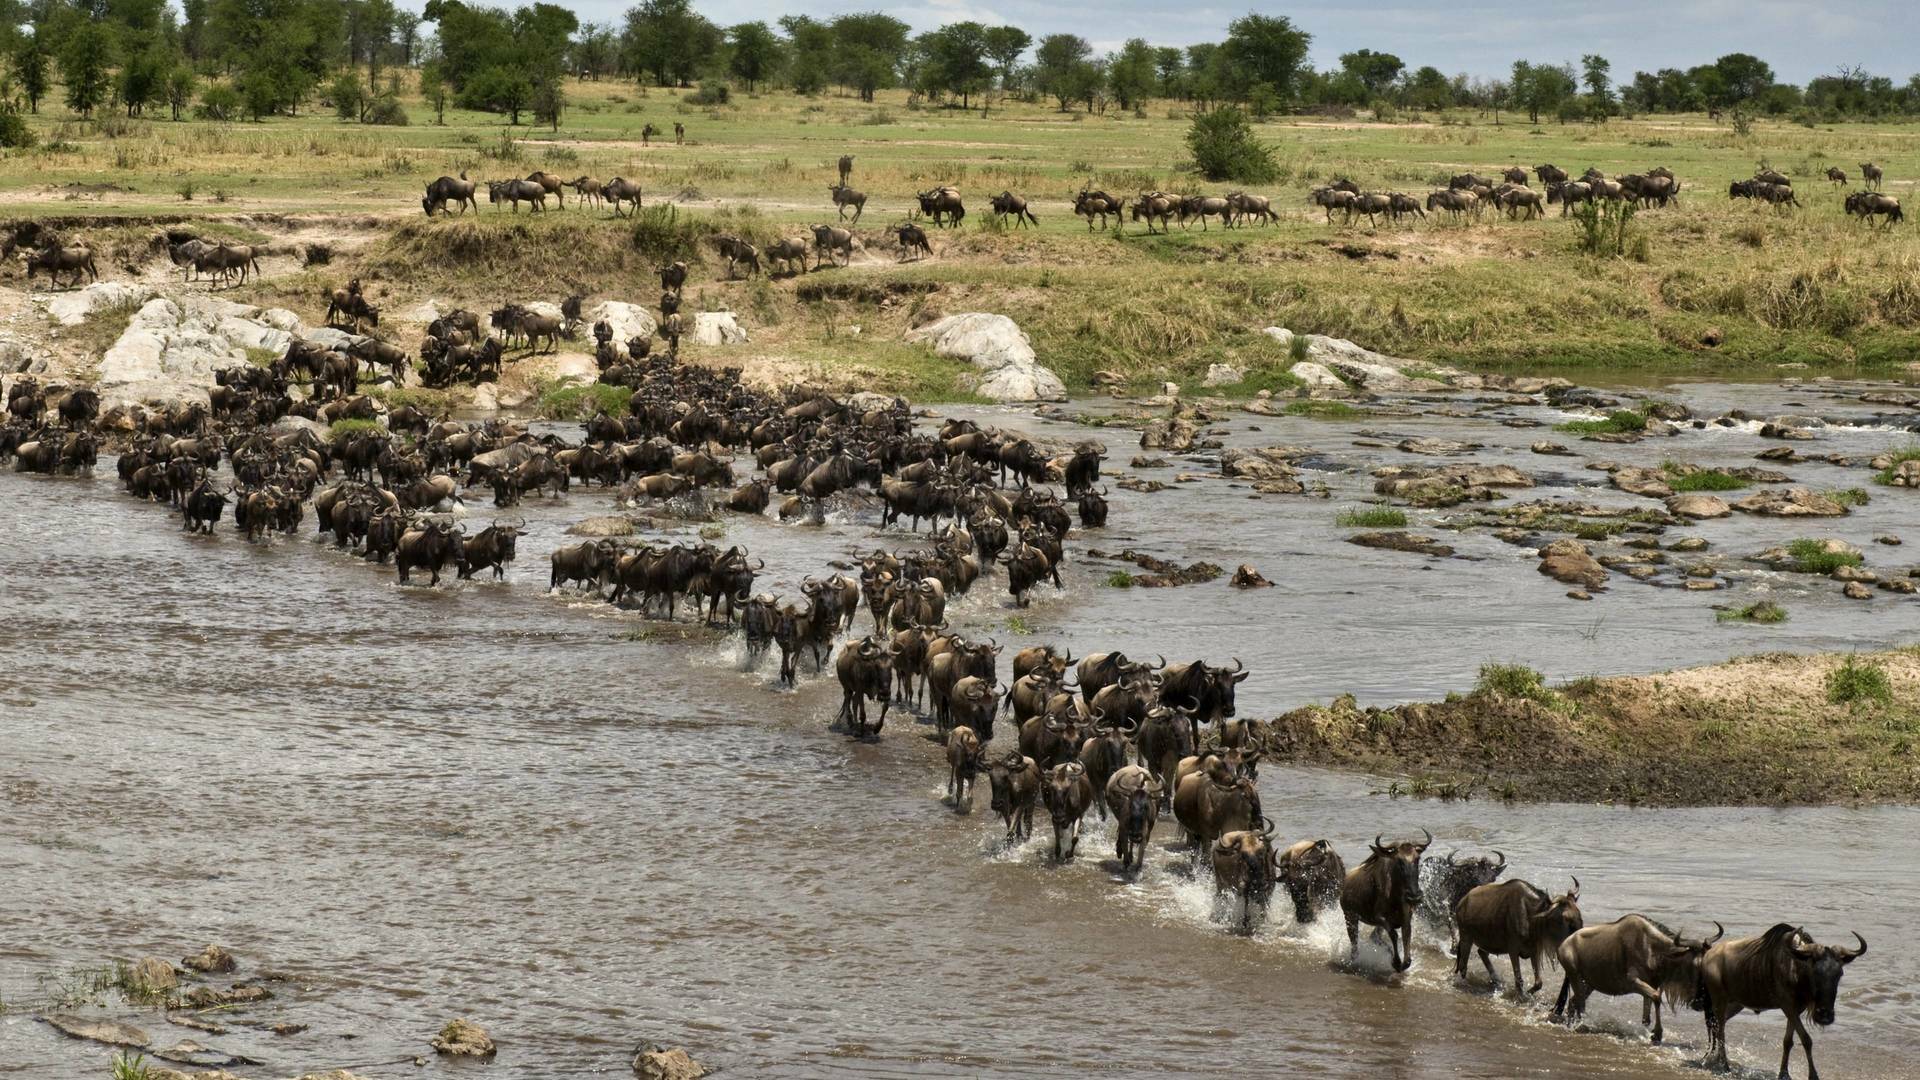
[1220,13,1310,105]
[14,36,49,113]
[728,21,780,92]
[59,21,114,119]
[981,25,1029,89]
[829,13,908,102]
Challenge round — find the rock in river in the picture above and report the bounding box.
[1537,539,1608,590]
[432,1018,497,1058]
[182,944,237,974]
[1665,494,1731,519]
[1347,531,1455,557]
[44,1014,150,1048]
[633,1044,710,1080]
[1733,488,1850,517]
[130,956,179,993]
[1609,467,1673,499]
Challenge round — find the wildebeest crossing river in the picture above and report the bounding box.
[2,383,1918,1078]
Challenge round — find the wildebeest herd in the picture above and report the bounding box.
[4,202,1876,1080]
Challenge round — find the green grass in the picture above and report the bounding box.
[1555,410,1649,435]
[1005,614,1034,635]
[1663,462,1749,491]
[1104,570,1135,588]
[1827,487,1871,507]
[1337,506,1408,528]
[1476,662,1551,702]
[111,1052,150,1080]
[1872,445,1920,485]
[534,381,631,419]
[1827,654,1893,706]
[1718,600,1789,624]
[1788,538,1864,574]
[328,418,384,440]
[1284,399,1362,418]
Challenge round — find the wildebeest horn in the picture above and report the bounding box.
[1492,850,1507,872]
[1152,654,1166,670]
[1258,816,1275,837]
[1417,828,1433,851]
[1180,694,1204,712]
[1842,932,1867,961]
[1372,833,1388,853]
[1567,876,1579,899]
[753,557,765,570]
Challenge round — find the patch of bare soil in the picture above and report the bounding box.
[1264,651,1920,807]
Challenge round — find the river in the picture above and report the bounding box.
[1,378,1914,1078]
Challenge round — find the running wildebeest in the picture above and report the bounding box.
[1342,829,1432,972]
[1553,915,1722,1044]
[1700,923,1866,1080]
[828,183,866,223]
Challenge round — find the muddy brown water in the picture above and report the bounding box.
[2,380,1917,1078]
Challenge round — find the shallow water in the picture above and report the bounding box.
[1,378,1915,1078]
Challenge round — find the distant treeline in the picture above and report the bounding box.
[3,0,1918,132]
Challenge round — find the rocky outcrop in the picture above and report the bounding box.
[38,282,157,327]
[1665,494,1731,519]
[1138,417,1195,452]
[633,1045,710,1080]
[1530,441,1575,456]
[1202,362,1245,387]
[1733,488,1849,517]
[130,956,180,994]
[431,1018,497,1058]
[183,944,238,974]
[44,1014,150,1048]
[1230,564,1272,587]
[1220,445,1307,481]
[1609,467,1673,499]
[692,311,748,346]
[1396,437,1482,456]
[905,313,1065,402]
[1262,327,1450,390]
[1537,539,1608,590]
[1348,531,1455,556]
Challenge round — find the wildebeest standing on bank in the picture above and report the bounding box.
[488,179,547,212]
[1861,161,1883,189]
[602,177,642,217]
[1073,188,1123,230]
[810,225,854,269]
[1341,829,1431,972]
[889,222,932,262]
[988,191,1038,228]
[1553,915,1722,1044]
[24,245,99,289]
[1452,878,1583,998]
[423,173,478,215]
[837,154,854,185]
[1700,923,1866,1080]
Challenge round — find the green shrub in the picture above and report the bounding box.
[1555,410,1647,435]
[1104,570,1135,588]
[1283,400,1360,418]
[1826,654,1892,706]
[1186,106,1277,184]
[195,83,242,121]
[688,82,730,106]
[328,418,384,440]
[1476,662,1550,702]
[1663,464,1747,491]
[1717,601,1787,624]
[1827,487,1870,508]
[1337,506,1407,528]
[1571,198,1638,258]
[536,381,630,419]
[630,203,701,262]
[364,95,409,126]
[1787,538,1863,574]
[0,110,35,149]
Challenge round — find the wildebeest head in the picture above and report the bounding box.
[1430,848,1507,912]
[1533,878,1585,951]
[1371,829,1432,907]
[1793,928,1867,1026]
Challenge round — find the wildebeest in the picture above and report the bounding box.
[834,635,892,738]
[1157,658,1247,727]
[423,173,478,215]
[915,186,965,227]
[1860,161,1883,189]
[1178,194,1232,230]
[1548,180,1594,214]
[1040,761,1094,861]
[1423,849,1507,941]
[1553,915,1722,1044]
[603,176,643,216]
[712,235,759,279]
[456,523,521,581]
[1211,822,1279,933]
[836,154,853,185]
[1130,190,1178,233]
[24,245,99,289]
[988,190,1038,228]
[488,179,547,212]
[940,725,989,812]
[764,237,809,275]
[986,750,1041,843]
[1341,829,1432,971]
[1701,923,1866,1079]
[1825,166,1849,186]
[1104,764,1161,872]
[1536,164,1569,185]
[810,225,854,269]
[1172,767,1260,850]
[1846,190,1904,228]
[525,170,566,207]
[567,176,604,207]
[828,183,866,223]
[1501,166,1528,185]
[1073,188,1123,230]
[1388,192,1426,221]
[1278,839,1346,925]
[1453,878,1584,998]
[395,519,458,585]
[1226,191,1276,226]
[889,222,932,262]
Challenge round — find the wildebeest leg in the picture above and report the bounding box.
[1788,1011,1817,1080]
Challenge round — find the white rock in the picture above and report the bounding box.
[403,300,443,324]
[260,308,303,333]
[1203,363,1245,387]
[1161,381,1181,397]
[0,335,49,374]
[904,312,1066,403]
[526,300,566,321]
[271,415,333,440]
[1265,326,1442,391]
[1288,361,1347,389]
[38,282,156,326]
[848,391,897,413]
[586,300,655,343]
[471,383,499,411]
[693,311,749,346]
[215,315,293,356]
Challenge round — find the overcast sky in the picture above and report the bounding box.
[546,0,1917,85]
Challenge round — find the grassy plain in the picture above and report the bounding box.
[7,77,1920,394]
